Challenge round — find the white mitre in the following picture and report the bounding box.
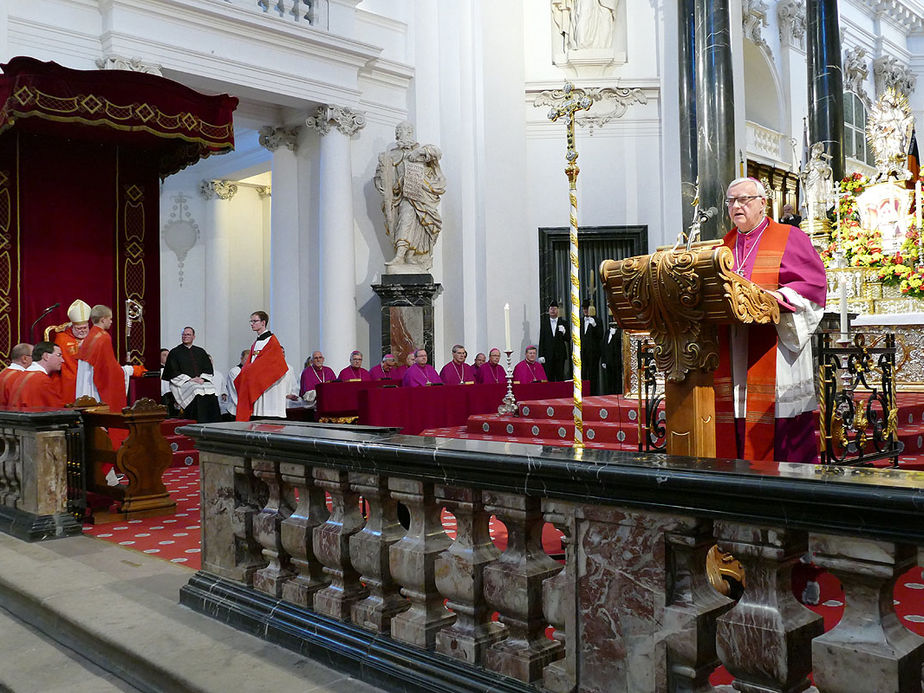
[67,299,91,324]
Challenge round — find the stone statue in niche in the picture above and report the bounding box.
[551,0,619,50]
[800,143,834,217]
[374,121,446,274]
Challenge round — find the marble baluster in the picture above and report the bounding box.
[714,522,823,693]
[388,477,455,648]
[806,0,845,182]
[252,459,295,597]
[434,485,504,664]
[349,472,409,633]
[693,0,735,241]
[483,491,564,684]
[810,534,924,692]
[231,458,268,586]
[279,462,330,608]
[312,467,368,620]
[540,500,575,693]
[663,520,734,693]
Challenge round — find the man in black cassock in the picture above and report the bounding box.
[161,326,222,423]
[538,299,569,381]
[579,299,602,394]
[600,308,623,395]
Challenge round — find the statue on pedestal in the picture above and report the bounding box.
[374,121,446,274]
[867,88,914,184]
[551,0,619,51]
[800,142,834,218]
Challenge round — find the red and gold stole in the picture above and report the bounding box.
[715,220,790,461]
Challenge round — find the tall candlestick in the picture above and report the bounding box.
[504,303,511,352]
[916,181,922,265]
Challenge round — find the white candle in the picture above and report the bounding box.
[839,273,848,340]
[504,303,511,352]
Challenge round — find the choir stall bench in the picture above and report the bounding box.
[74,397,176,522]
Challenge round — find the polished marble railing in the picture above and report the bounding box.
[0,409,83,541]
[179,421,924,692]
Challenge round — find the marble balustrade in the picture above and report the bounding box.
[179,420,924,693]
[0,409,83,541]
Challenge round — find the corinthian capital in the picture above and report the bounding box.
[307,104,366,137]
[874,56,916,97]
[199,180,239,201]
[258,126,300,152]
[777,0,806,50]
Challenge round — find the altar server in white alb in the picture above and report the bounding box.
[234,311,289,421]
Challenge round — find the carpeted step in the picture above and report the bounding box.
[467,415,639,447]
[161,418,197,438]
[171,448,199,468]
[518,395,642,424]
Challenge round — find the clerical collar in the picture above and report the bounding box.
[738,216,770,236]
[255,331,272,341]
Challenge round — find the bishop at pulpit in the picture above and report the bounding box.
[602,177,827,462]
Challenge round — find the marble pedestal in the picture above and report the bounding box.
[371,275,443,365]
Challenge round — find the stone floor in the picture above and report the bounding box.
[0,532,384,693]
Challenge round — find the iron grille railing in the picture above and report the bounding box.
[636,338,665,452]
[817,331,902,467]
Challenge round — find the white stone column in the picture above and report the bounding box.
[199,180,238,372]
[306,105,365,364]
[259,126,302,360]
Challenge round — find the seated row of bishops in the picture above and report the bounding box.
[297,344,550,398]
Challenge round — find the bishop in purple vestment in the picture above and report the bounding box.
[476,348,506,384]
[513,346,547,383]
[439,344,476,384]
[402,348,443,387]
[370,354,401,381]
[299,351,336,396]
[338,350,372,382]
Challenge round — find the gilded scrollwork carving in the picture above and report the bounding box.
[601,245,779,383]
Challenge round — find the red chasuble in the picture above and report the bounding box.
[234,334,288,421]
[78,325,127,410]
[9,371,65,408]
[0,367,26,406]
[714,219,789,461]
[53,328,83,403]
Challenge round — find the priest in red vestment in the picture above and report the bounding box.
[337,351,372,382]
[235,311,289,421]
[513,346,547,383]
[715,177,827,463]
[51,299,91,403]
[0,343,34,406]
[8,342,65,408]
[76,305,141,410]
[401,348,442,387]
[439,345,476,385]
[476,348,506,384]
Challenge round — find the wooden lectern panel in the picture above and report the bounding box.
[600,244,781,458]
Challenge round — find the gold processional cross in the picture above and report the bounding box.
[548,83,593,449]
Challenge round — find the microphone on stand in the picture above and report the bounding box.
[30,302,60,343]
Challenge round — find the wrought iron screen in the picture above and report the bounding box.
[817,331,902,467]
[636,337,665,452]
[66,425,88,521]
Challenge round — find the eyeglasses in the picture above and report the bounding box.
[725,195,763,207]
[249,319,262,323]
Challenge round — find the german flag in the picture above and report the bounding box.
[908,127,920,186]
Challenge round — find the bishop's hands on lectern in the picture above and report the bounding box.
[717,177,827,463]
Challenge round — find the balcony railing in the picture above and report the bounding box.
[746,120,788,165]
[180,420,924,692]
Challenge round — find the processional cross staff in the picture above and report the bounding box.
[548,83,593,449]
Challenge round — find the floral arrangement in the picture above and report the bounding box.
[822,172,924,298]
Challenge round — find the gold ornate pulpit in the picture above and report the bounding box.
[600,243,781,457]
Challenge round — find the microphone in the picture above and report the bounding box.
[30,302,61,342]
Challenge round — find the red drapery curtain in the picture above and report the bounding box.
[0,57,237,365]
